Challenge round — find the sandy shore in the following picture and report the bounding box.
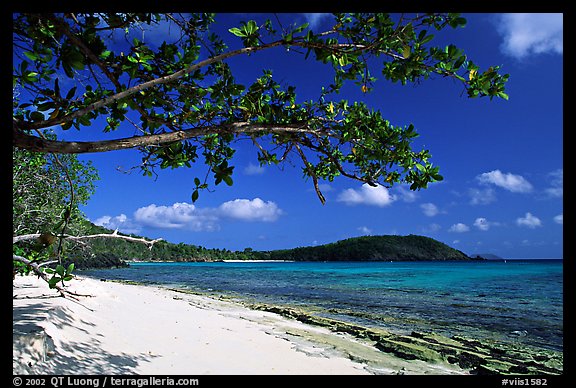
[13,275,468,375]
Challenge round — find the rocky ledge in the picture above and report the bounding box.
[248,303,562,375]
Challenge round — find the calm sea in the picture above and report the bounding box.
[81,259,563,351]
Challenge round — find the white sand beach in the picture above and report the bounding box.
[13,275,467,375]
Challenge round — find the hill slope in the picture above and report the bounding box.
[267,234,475,261]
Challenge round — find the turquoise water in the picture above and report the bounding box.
[81,260,563,351]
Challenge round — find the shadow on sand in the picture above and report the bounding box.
[13,296,158,374]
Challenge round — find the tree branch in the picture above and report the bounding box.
[13,121,321,154]
[21,41,285,131]
[294,143,326,205]
[13,230,163,249]
[13,254,81,300]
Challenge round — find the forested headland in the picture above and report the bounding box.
[64,220,477,269]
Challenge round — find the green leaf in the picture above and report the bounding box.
[293,22,309,34]
[453,55,466,69]
[402,45,411,59]
[30,111,45,122]
[498,92,509,100]
[23,51,39,61]
[245,20,258,34]
[67,263,75,274]
[56,265,65,276]
[36,101,55,112]
[70,58,85,70]
[455,17,467,27]
[420,33,434,45]
[48,276,61,288]
[66,86,77,100]
[228,27,245,37]
[192,190,199,203]
[223,175,233,186]
[418,30,427,41]
[78,114,92,126]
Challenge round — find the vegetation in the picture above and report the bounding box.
[60,221,475,267]
[65,220,245,266]
[266,235,474,261]
[12,144,99,291]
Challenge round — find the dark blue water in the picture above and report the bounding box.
[81,260,563,351]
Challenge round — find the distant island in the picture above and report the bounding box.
[266,235,475,261]
[65,220,481,269]
[470,253,506,260]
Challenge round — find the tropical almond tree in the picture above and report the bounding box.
[13,13,509,294]
[13,13,509,202]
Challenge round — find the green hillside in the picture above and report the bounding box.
[267,234,475,261]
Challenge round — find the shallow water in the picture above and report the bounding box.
[81,259,563,351]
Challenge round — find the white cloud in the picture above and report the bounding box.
[422,223,442,233]
[302,13,333,29]
[317,184,334,193]
[469,188,497,205]
[92,214,142,235]
[421,203,440,217]
[307,183,334,195]
[516,212,542,228]
[449,223,470,233]
[553,214,563,224]
[357,226,372,235]
[497,13,563,59]
[393,185,418,203]
[134,202,219,231]
[476,170,533,193]
[337,184,395,207]
[545,169,563,198]
[473,217,490,231]
[243,163,265,176]
[218,198,283,222]
[105,198,284,232]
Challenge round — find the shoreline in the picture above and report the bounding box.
[13,275,562,375]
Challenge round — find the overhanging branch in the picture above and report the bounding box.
[13,121,318,154]
[13,230,163,248]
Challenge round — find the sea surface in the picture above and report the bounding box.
[81,259,563,351]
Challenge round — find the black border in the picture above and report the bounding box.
[8,3,572,386]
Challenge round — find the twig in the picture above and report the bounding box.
[294,143,325,205]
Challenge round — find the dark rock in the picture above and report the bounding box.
[509,364,530,374]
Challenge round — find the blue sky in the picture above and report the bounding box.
[67,13,563,258]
